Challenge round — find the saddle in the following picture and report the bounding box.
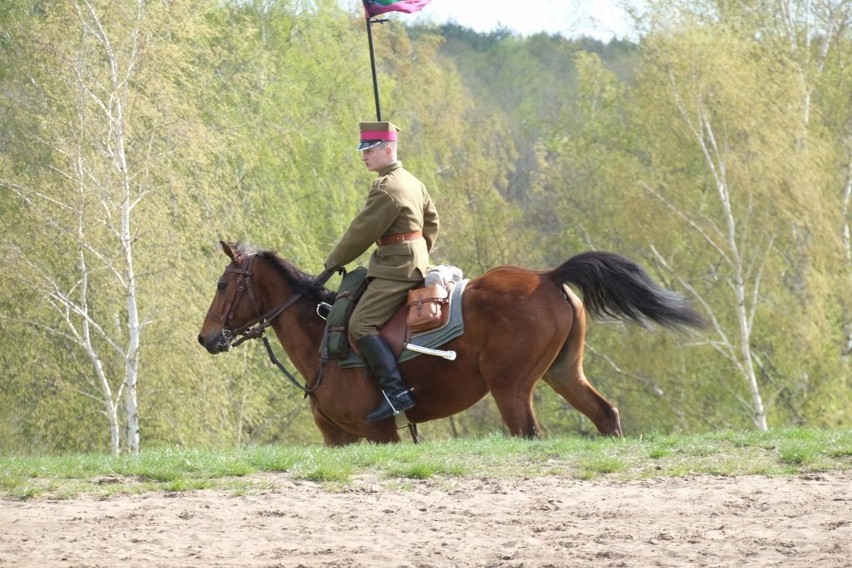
[320,265,463,363]
[372,283,450,357]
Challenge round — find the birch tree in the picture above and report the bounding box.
[744,0,852,377]
[627,0,852,429]
[0,0,226,454]
[532,13,845,430]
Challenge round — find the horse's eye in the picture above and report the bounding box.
[217,280,227,292]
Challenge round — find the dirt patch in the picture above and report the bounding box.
[1,472,850,567]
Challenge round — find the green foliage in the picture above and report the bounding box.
[1,1,851,454]
[529,3,852,434]
[0,0,255,453]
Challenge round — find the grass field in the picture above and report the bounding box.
[2,428,850,500]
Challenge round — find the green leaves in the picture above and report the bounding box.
[2,1,851,453]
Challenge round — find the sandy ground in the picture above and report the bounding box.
[1,472,850,568]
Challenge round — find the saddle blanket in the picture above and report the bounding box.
[339,278,469,368]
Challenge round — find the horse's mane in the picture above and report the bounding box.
[239,245,336,304]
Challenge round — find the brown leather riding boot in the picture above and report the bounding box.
[356,335,415,423]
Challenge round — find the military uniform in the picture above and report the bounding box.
[325,161,439,338]
[324,121,439,422]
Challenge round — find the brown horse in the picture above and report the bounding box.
[198,241,704,445]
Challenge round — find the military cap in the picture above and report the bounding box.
[358,121,400,151]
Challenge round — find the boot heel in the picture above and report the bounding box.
[367,390,415,423]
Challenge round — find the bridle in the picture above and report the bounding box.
[209,254,291,348]
[207,252,333,391]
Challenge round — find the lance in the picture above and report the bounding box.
[365,13,384,121]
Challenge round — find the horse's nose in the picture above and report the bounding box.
[197,334,205,346]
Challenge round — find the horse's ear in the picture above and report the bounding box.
[220,241,240,263]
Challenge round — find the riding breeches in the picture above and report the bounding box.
[349,277,419,340]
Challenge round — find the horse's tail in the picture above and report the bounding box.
[550,251,706,331]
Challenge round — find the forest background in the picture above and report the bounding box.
[1,0,849,455]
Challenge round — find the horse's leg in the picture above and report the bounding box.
[543,287,622,436]
[312,397,405,445]
[475,284,574,438]
[544,356,622,436]
[486,349,558,438]
[316,421,362,446]
[490,384,541,438]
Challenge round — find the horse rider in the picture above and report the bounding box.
[324,121,440,423]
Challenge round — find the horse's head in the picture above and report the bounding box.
[197,241,263,354]
[197,241,335,354]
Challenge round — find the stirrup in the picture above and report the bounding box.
[367,390,414,423]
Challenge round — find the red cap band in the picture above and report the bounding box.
[360,130,397,141]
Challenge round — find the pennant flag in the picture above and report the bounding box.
[363,0,432,17]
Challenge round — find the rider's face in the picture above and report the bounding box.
[361,143,393,172]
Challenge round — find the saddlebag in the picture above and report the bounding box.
[406,284,449,334]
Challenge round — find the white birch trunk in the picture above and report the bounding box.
[660,81,770,430]
[699,113,768,431]
[76,209,122,455]
[121,191,141,453]
[86,0,143,453]
[707,136,767,430]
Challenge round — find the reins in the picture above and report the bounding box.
[217,253,334,394]
[261,335,320,394]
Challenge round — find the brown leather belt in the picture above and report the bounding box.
[377,230,423,246]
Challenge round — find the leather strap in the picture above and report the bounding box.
[377,230,423,246]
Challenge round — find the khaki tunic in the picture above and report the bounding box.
[325,161,439,339]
